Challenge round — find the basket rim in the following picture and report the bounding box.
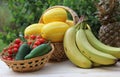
[39,5,79,25]
[0,44,54,63]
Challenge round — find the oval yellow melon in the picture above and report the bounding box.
[42,8,67,24]
[41,22,69,42]
[24,23,44,36]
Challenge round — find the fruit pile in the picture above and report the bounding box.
[2,38,23,60]
[24,7,74,43]
[64,17,120,68]
[1,5,120,71]
[23,6,76,62]
[25,35,45,49]
[2,35,52,61]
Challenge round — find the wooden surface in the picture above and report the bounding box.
[0,60,120,77]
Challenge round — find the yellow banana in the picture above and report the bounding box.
[85,28,120,59]
[93,62,101,67]
[63,26,92,68]
[76,29,117,65]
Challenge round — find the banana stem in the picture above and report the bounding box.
[79,22,86,29]
[79,22,91,30]
[76,16,84,25]
[74,16,90,30]
[74,16,84,31]
[74,16,91,31]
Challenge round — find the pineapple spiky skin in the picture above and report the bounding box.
[97,0,120,47]
[99,22,120,47]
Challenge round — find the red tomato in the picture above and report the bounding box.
[34,41,41,45]
[7,56,13,60]
[18,42,23,47]
[24,35,29,39]
[32,45,37,49]
[13,44,19,48]
[39,38,45,43]
[8,49,13,54]
[15,38,21,44]
[13,48,18,53]
[9,46,13,50]
[30,35,36,40]
[36,39,41,42]
[36,35,41,39]
[28,41,32,45]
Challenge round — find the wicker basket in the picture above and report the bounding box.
[0,44,54,72]
[39,5,79,62]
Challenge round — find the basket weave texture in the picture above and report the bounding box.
[39,5,79,62]
[1,44,54,72]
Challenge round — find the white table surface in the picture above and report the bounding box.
[0,60,120,77]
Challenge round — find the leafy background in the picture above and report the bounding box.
[0,0,100,52]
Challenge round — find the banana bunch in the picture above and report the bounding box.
[63,20,120,68]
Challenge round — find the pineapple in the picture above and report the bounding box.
[97,0,120,47]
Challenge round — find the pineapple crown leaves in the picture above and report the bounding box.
[96,0,120,25]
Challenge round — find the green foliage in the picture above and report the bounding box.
[0,26,18,44]
[0,0,100,45]
[62,0,100,36]
[0,39,7,52]
[0,2,13,31]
